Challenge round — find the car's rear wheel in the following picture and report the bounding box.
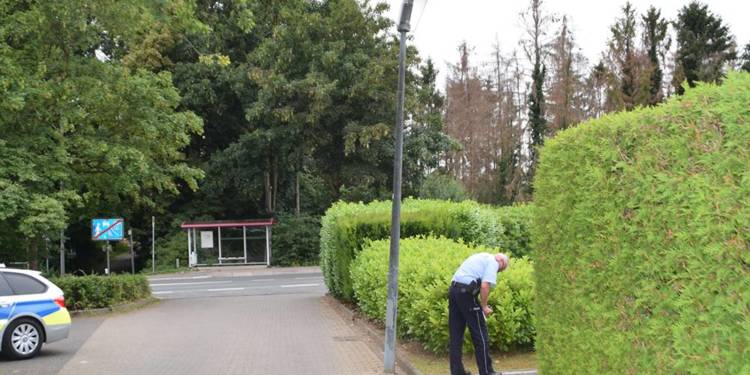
[2,318,44,359]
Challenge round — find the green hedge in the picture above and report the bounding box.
[320,198,532,300]
[51,274,151,310]
[351,236,535,353]
[533,72,750,374]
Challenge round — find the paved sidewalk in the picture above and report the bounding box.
[57,293,385,375]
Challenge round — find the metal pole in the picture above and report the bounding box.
[187,229,192,267]
[152,216,155,273]
[129,229,135,274]
[384,2,413,373]
[265,226,270,267]
[106,242,111,276]
[218,227,222,265]
[243,226,248,264]
[60,229,65,276]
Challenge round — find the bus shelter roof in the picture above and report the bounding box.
[180,219,275,229]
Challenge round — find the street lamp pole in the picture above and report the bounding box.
[384,1,413,373]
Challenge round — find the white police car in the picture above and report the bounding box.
[0,264,71,359]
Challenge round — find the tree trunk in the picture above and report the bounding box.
[272,156,278,213]
[295,171,300,217]
[28,237,39,270]
[264,166,272,214]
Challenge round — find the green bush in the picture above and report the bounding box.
[51,274,151,310]
[351,236,535,353]
[533,72,750,374]
[419,174,468,202]
[271,213,321,266]
[320,199,533,301]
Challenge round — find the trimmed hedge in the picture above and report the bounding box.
[51,274,151,310]
[320,198,532,300]
[533,72,750,374]
[351,236,535,353]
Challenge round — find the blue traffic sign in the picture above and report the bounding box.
[92,218,124,241]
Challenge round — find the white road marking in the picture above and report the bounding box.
[207,287,245,292]
[152,291,174,295]
[149,281,231,287]
[148,275,212,281]
[502,371,537,375]
[280,283,319,288]
[294,276,323,280]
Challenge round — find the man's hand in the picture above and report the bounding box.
[482,305,493,317]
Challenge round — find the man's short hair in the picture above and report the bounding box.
[497,253,509,271]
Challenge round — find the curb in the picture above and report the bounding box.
[69,297,159,317]
[323,295,422,375]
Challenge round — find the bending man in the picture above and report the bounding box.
[448,252,509,375]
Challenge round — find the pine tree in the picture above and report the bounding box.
[740,42,750,72]
[641,6,671,105]
[548,15,586,134]
[522,0,553,193]
[672,1,737,95]
[606,2,646,111]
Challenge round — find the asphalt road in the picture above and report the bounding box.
[2,269,385,375]
[148,271,327,299]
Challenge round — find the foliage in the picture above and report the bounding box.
[672,1,737,95]
[741,42,750,72]
[641,6,670,106]
[146,230,188,272]
[533,72,750,374]
[0,0,204,266]
[271,214,321,266]
[51,274,151,310]
[320,198,533,300]
[351,237,535,353]
[419,174,467,202]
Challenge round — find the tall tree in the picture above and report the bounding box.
[672,1,737,95]
[641,6,671,105]
[583,60,609,119]
[0,0,203,267]
[548,15,586,134]
[740,42,750,72]
[521,0,553,193]
[606,2,648,111]
[443,43,495,200]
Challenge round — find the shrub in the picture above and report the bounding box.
[419,174,468,202]
[51,274,151,310]
[146,230,188,272]
[320,199,533,300]
[271,213,321,266]
[533,72,750,374]
[351,236,535,353]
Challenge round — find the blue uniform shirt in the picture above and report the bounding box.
[452,253,499,287]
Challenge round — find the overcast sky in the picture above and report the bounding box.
[384,0,750,86]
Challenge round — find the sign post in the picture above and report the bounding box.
[92,218,125,276]
[151,216,155,273]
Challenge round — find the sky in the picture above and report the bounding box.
[384,0,750,86]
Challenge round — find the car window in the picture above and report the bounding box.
[3,272,47,295]
[0,274,13,297]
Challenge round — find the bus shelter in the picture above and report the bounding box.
[180,219,275,267]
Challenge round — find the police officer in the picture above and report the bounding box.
[448,252,509,375]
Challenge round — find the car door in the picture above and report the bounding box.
[0,272,16,331]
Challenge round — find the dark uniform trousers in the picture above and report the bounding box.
[448,281,495,375]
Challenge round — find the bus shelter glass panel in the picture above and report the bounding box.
[195,228,219,265]
[245,228,267,263]
[219,227,245,263]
